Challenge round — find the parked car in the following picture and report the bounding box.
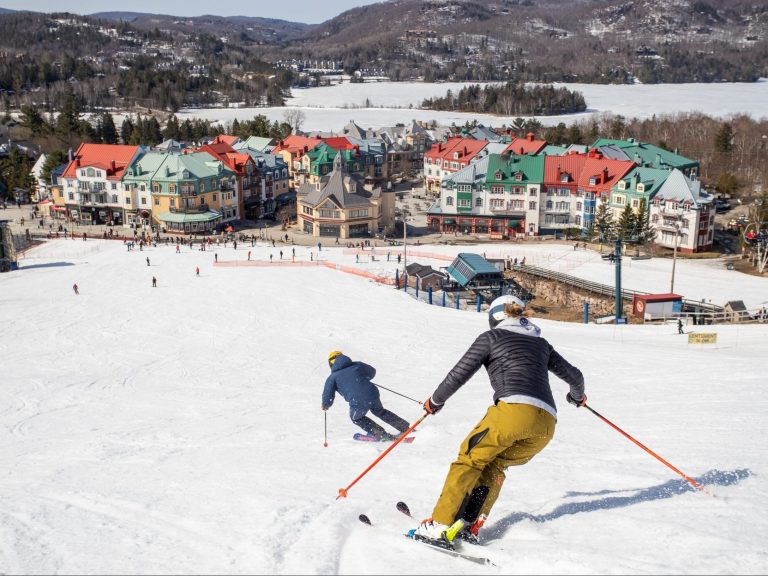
[716,199,731,212]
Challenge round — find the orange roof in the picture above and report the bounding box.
[272,135,322,156]
[62,143,142,180]
[215,134,240,146]
[425,137,488,162]
[503,133,547,155]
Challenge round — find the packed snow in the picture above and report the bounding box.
[175,80,768,132]
[1,237,767,574]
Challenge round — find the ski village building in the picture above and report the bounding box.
[296,153,394,238]
[49,128,713,250]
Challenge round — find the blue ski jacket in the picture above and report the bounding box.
[322,354,380,421]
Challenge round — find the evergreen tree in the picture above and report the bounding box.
[0,149,34,192]
[617,203,637,241]
[55,87,82,145]
[714,122,734,154]
[593,198,615,244]
[635,198,656,246]
[164,114,180,141]
[20,105,50,137]
[94,118,103,143]
[121,117,134,145]
[101,112,118,144]
[146,117,162,145]
[40,150,69,185]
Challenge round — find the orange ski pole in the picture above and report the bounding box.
[585,403,712,496]
[337,414,428,500]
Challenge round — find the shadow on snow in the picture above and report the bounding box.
[19,261,75,270]
[484,468,751,542]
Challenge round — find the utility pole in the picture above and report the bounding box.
[614,238,623,321]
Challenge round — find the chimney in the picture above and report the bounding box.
[75,158,80,167]
[603,167,609,181]
[304,145,309,153]
[111,160,116,173]
[527,132,534,142]
[68,148,73,162]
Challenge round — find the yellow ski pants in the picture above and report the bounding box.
[432,401,556,525]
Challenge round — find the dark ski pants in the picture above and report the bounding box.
[352,398,409,439]
[431,401,556,526]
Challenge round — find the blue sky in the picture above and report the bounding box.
[0,0,380,24]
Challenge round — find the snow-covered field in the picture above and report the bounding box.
[1,238,767,574]
[175,80,768,132]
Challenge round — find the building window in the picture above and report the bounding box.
[490,199,504,209]
[111,182,117,190]
[154,198,160,206]
[529,201,536,210]
[458,199,471,208]
[458,185,471,192]
[68,192,74,200]
[475,198,483,207]
[170,199,175,207]
[446,197,454,206]
[319,209,341,218]
[200,197,205,205]
[87,168,95,177]
[169,184,176,194]
[125,198,131,204]
[491,185,504,194]
[213,195,217,202]
[152,184,160,193]
[141,197,146,205]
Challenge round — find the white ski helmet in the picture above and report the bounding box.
[488,294,526,328]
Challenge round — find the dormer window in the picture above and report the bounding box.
[589,177,597,185]
[453,152,460,159]
[495,171,503,180]
[637,183,645,193]
[560,174,569,183]
[618,181,626,190]
[514,172,523,182]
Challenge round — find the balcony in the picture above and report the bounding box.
[170,204,211,214]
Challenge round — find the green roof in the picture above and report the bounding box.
[446,253,502,287]
[486,154,545,185]
[155,210,221,223]
[591,139,698,170]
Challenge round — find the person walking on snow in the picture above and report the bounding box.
[72,283,79,295]
[322,351,410,441]
[678,318,685,334]
[152,276,157,287]
[413,294,586,546]
[196,266,200,277]
[146,257,150,266]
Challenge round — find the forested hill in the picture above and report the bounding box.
[278,0,767,83]
[0,0,766,116]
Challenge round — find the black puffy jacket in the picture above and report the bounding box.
[431,319,584,413]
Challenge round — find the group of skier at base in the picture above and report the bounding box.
[321,294,587,548]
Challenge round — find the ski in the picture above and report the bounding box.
[405,530,493,566]
[358,507,493,566]
[353,433,414,443]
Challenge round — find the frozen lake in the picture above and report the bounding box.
[176,79,768,132]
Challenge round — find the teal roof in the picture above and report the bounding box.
[156,210,221,223]
[446,253,502,287]
[591,139,698,170]
[612,166,672,198]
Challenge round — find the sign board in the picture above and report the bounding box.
[688,333,717,344]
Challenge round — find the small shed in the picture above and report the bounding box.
[631,293,683,320]
[446,253,503,290]
[723,300,749,323]
[405,262,447,291]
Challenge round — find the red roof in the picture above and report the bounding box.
[198,143,253,175]
[272,135,322,156]
[543,154,589,186]
[577,156,635,194]
[321,136,356,151]
[503,133,547,155]
[634,293,683,302]
[425,137,488,164]
[62,143,142,180]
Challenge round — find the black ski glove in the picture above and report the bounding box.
[566,392,587,408]
[424,396,444,415]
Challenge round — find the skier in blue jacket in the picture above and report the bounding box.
[322,351,410,441]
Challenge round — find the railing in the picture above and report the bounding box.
[509,263,725,318]
[170,204,210,214]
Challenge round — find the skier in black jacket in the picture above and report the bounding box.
[413,295,586,546]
